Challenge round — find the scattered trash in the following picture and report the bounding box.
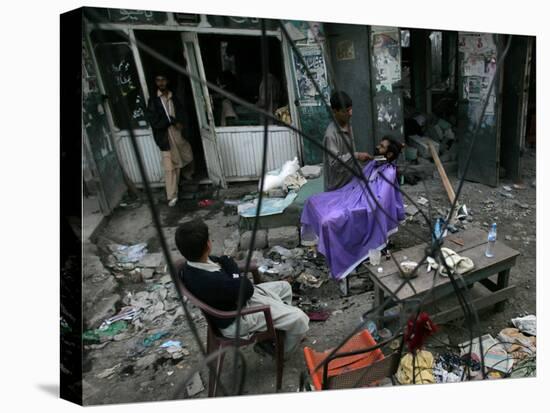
[159,275,173,284]
[459,334,513,374]
[269,245,294,258]
[417,196,429,206]
[83,321,128,343]
[284,173,308,191]
[159,340,187,359]
[487,371,504,379]
[497,328,536,356]
[404,204,419,217]
[510,356,536,378]
[186,372,205,396]
[99,306,141,329]
[499,191,514,199]
[142,301,166,322]
[511,314,536,336]
[512,183,526,190]
[426,248,474,277]
[140,253,164,268]
[260,158,300,192]
[306,310,331,322]
[223,199,242,206]
[160,340,182,349]
[502,185,512,192]
[433,353,465,383]
[396,350,435,384]
[296,272,324,288]
[365,320,379,341]
[198,199,215,208]
[110,243,148,263]
[378,328,392,340]
[136,353,159,369]
[96,363,121,379]
[238,192,298,217]
[143,332,169,347]
[266,188,287,198]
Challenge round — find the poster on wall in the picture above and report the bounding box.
[371,27,402,93]
[459,32,498,118]
[336,40,355,61]
[292,45,330,106]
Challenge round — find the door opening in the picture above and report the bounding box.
[134,30,208,181]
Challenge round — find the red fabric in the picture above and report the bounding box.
[404,312,438,353]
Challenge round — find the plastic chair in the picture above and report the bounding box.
[302,329,403,390]
[173,259,284,397]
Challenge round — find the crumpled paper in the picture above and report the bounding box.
[511,314,536,336]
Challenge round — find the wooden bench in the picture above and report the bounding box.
[362,228,520,328]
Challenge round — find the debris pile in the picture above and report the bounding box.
[83,241,205,396]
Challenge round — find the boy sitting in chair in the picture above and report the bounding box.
[176,219,309,357]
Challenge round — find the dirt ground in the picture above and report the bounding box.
[81,149,536,405]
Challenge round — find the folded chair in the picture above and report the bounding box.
[302,329,403,390]
[173,260,284,397]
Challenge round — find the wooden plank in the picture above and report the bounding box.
[378,241,519,301]
[432,285,516,324]
[429,141,456,204]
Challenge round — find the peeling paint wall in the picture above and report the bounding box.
[369,26,404,142]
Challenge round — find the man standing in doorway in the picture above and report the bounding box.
[147,74,194,207]
[323,91,371,191]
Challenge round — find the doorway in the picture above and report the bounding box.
[134,30,208,181]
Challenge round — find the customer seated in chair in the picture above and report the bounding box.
[176,219,309,357]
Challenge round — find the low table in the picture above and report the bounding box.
[362,228,520,328]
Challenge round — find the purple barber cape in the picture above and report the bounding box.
[301,161,405,280]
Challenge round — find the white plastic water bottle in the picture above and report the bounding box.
[485,223,497,258]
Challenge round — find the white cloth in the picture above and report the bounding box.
[220,281,309,356]
[427,247,474,277]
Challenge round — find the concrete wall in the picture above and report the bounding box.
[325,24,375,153]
